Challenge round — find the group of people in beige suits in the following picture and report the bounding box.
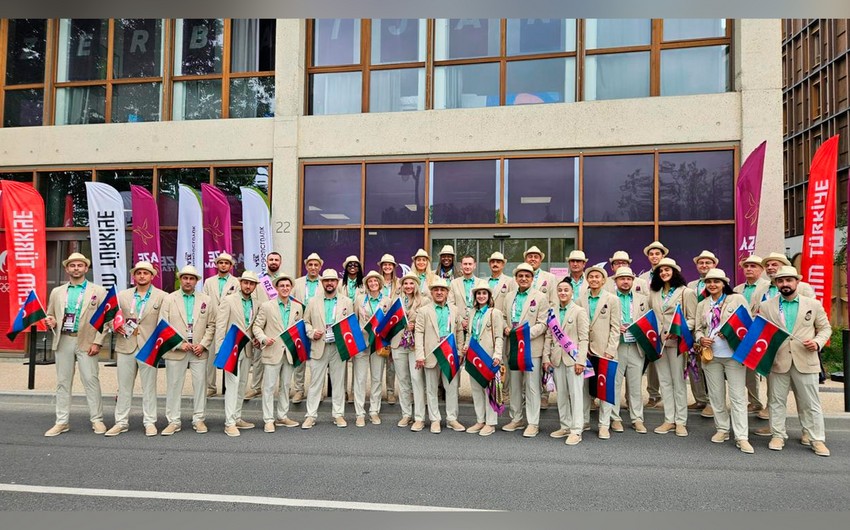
[41,242,833,457]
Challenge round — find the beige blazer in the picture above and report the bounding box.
[337,277,366,302]
[581,289,622,358]
[449,275,479,314]
[694,293,748,345]
[303,294,355,360]
[202,274,240,306]
[687,278,709,301]
[254,271,283,304]
[215,293,259,360]
[758,295,831,374]
[413,302,465,368]
[46,281,107,350]
[160,290,216,361]
[502,288,549,358]
[488,273,517,316]
[543,303,589,367]
[733,277,771,315]
[114,286,167,354]
[648,286,698,346]
[293,275,321,306]
[604,276,650,296]
[462,307,506,362]
[252,298,306,365]
[354,292,393,348]
[390,297,429,350]
[533,269,560,309]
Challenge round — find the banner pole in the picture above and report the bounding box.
[27,325,37,390]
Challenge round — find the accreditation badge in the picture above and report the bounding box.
[324,325,335,343]
[123,318,139,338]
[186,323,194,343]
[61,313,76,332]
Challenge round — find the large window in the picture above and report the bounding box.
[1,19,49,127]
[307,18,732,114]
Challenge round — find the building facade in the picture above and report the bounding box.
[0,19,783,354]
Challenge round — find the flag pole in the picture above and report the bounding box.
[27,325,37,390]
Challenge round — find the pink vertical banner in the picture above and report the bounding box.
[131,185,163,288]
[734,141,767,284]
[201,183,232,279]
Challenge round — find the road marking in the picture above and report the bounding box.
[0,483,491,512]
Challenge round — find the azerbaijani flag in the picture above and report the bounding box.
[507,322,533,371]
[627,309,662,362]
[89,285,120,333]
[333,313,368,361]
[214,324,250,375]
[697,287,709,302]
[587,354,618,405]
[6,289,46,341]
[363,307,386,353]
[136,319,183,367]
[667,303,694,354]
[433,334,461,381]
[719,305,754,350]
[464,337,498,388]
[732,315,789,377]
[375,297,407,341]
[281,319,311,367]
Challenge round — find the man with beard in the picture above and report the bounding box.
[203,252,240,397]
[246,252,285,399]
[292,252,324,404]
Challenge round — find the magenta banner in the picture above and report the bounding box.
[130,185,162,289]
[201,183,232,279]
[734,141,767,284]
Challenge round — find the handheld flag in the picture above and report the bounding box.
[587,354,618,405]
[464,337,498,387]
[719,305,754,350]
[732,315,789,377]
[136,319,183,367]
[214,324,250,375]
[375,297,407,341]
[627,309,662,362]
[6,289,46,341]
[333,313,368,361]
[546,308,594,377]
[433,334,461,381]
[89,285,120,333]
[281,319,311,367]
[667,303,694,354]
[363,307,386,353]
[507,322,534,372]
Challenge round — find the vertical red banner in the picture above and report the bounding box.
[800,135,839,320]
[0,180,48,338]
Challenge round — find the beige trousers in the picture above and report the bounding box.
[509,362,542,426]
[703,357,748,440]
[655,344,688,425]
[553,363,584,434]
[165,355,207,426]
[54,334,103,425]
[768,366,825,442]
[115,352,158,427]
[305,353,346,419]
[262,361,294,422]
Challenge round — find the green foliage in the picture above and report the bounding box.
[821,328,845,374]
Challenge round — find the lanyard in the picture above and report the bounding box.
[707,294,726,336]
[472,306,488,339]
[661,287,677,310]
[67,282,87,315]
[363,293,382,316]
[133,288,152,318]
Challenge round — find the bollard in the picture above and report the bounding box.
[843,329,850,413]
[27,325,37,390]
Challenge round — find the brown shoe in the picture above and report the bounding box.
[611,420,624,433]
[747,403,762,413]
[800,431,812,446]
[264,422,275,433]
[598,426,611,440]
[430,421,441,434]
[193,421,208,434]
[335,416,348,428]
[397,415,412,428]
[235,419,255,430]
[355,416,366,427]
[207,389,217,398]
[768,437,785,451]
[737,439,755,454]
[633,421,647,434]
[447,420,466,432]
[565,433,582,446]
[654,422,675,434]
[105,424,128,437]
[91,421,107,435]
[44,423,70,437]
[700,405,715,418]
[688,402,707,410]
[522,425,539,438]
[645,397,660,408]
[387,392,396,405]
[291,391,305,404]
[711,430,729,443]
[243,389,261,400]
[479,425,495,437]
[675,424,688,437]
[161,423,181,436]
[757,408,770,420]
[410,420,425,432]
[301,417,316,429]
[811,441,830,457]
[754,426,772,437]
[467,422,485,434]
[549,428,569,439]
[224,425,240,437]
[145,424,158,437]
[590,399,599,411]
[275,417,300,428]
[369,414,381,425]
[501,420,526,432]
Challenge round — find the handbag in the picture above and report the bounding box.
[376,345,391,358]
[700,344,714,362]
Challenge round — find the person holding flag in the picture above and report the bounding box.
[758,266,832,457]
[43,253,107,437]
[686,250,719,417]
[353,271,392,427]
[523,246,558,308]
[252,273,304,433]
[378,254,400,406]
[543,280,588,445]
[580,265,622,440]
[160,265,217,436]
[648,257,697,437]
[604,251,649,295]
[248,251,285,400]
[203,252,240,397]
[461,281,505,437]
[215,271,261,437]
[733,254,771,415]
[501,263,549,438]
[339,255,365,403]
[639,241,669,409]
[695,269,754,454]
[105,261,166,437]
[409,249,436,298]
[292,252,324,405]
[391,273,427,430]
[610,266,650,434]
[414,277,465,434]
[303,269,355,429]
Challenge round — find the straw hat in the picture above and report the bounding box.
[343,255,361,267]
[131,261,157,276]
[653,257,681,272]
[320,269,340,281]
[704,268,730,284]
[585,265,608,281]
[524,246,545,260]
[378,254,397,266]
[774,266,802,280]
[643,241,669,257]
[215,252,236,265]
[488,251,506,262]
[430,278,449,290]
[238,271,260,283]
[303,253,323,266]
[274,273,295,286]
[514,263,534,276]
[762,252,791,267]
[176,265,202,280]
[411,249,431,261]
[400,272,421,286]
[693,250,719,265]
[567,250,588,262]
[612,267,636,280]
[62,252,91,268]
[608,251,632,264]
[438,245,455,257]
[363,270,385,288]
[740,255,764,267]
[470,280,493,296]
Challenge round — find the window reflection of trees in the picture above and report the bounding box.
[658,156,734,221]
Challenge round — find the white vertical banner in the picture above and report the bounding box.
[85,182,128,290]
[241,186,272,275]
[176,184,205,289]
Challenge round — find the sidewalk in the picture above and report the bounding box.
[2,358,849,418]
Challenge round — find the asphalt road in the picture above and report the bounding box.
[1,399,848,511]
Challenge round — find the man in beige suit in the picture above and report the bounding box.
[581,266,622,439]
[486,252,516,314]
[686,250,718,417]
[303,269,355,428]
[524,246,557,307]
[203,252,240,397]
[247,251,285,399]
[43,253,107,437]
[501,263,549,438]
[291,252,324,404]
[253,273,303,432]
[566,250,590,303]
[105,261,167,437]
[759,266,832,457]
[449,255,479,338]
[160,265,216,435]
[414,278,466,433]
[216,271,261,437]
[639,241,669,409]
[604,251,649,295]
[733,255,771,414]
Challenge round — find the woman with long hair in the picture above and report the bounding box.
[339,255,365,301]
[410,248,436,299]
[353,271,391,427]
[648,257,697,437]
[392,273,429,430]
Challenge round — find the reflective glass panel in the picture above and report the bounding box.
[659,224,734,282]
[301,229,361,277]
[231,19,276,72]
[364,229,425,276]
[434,63,500,109]
[5,19,47,85]
[55,86,106,124]
[173,19,223,76]
[172,79,222,120]
[585,19,651,49]
[214,166,271,227]
[95,169,153,226]
[506,19,576,55]
[313,19,360,66]
[505,158,578,223]
[365,162,425,224]
[229,77,275,118]
[157,168,209,226]
[303,164,362,225]
[310,72,362,115]
[38,171,92,227]
[506,57,575,105]
[582,226,655,276]
[661,45,730,96]
[57,19,108,81]
[663,19,726,41]
[3,89,43,127]
[583,154,655,222]
[434,19,500,60]
[369,68,425,112]
[658,150,735,221]
[113,19,163,78]
[371,19,426,65]
[111,82,161,122]
[584,52,650,101]
[429,160,499,224]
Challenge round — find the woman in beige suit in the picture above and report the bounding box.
[354,271,392,427]
[378,254,400,406]
[392,273,428,429]
[695,268,753,454]
[648,257,697,437]
[461,281,505,437]
[410,248,435,299]
[543,280,589,446]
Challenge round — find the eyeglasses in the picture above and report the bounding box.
[346,263,360,268]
